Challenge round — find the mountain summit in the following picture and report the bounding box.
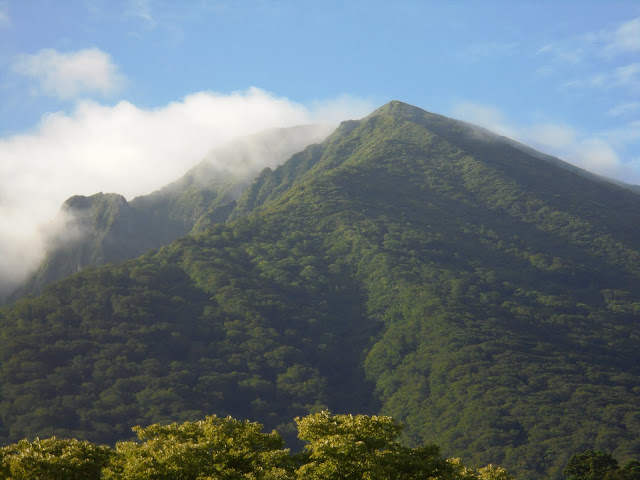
[1,102,639,479]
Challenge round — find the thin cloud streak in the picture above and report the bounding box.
[125,0,155,25]
[537,17,640,99]
[607,102,640,117]
[564,63,640,90]
[0,1,8,27]
[602,17,640,57]
[538,17,640,64]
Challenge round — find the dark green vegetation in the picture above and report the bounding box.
[563,450,640,480]
[0,412,516,480]
[4,125,330,303]
[1,102,639,479]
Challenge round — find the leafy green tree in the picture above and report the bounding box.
[446,458,480,480]
[104,414,294,480]
[563,453,640,480]
[476,464,517,480]
[563,450,619,480]
[615,460,640,480]
[294,410,452,480]
[0,436,112,480]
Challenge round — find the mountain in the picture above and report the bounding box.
[1,101,639,479]
[4,124,332,303]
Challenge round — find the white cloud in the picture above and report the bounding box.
[537,17,640,67]
[565,137,640,188]
[0,1,9,27]
[125,0,155,25]
[524,123,578,150]
[607,101,640,117]
[12,48,125,100]
[535,42,584,65]
[536,17,640,97]
[565,62,640,90]
[450,101,640,185]
[613,62,640,88]
[603,120,640,145]
[569,138,621,171]
[0,87,374,293]
[450,102,517,138]
[602,17,640,56]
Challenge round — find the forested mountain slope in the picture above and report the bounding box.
[4,125,330,303]
[1,101,639,479]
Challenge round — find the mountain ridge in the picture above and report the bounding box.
[0,101,639,479]
[3,124,332,303]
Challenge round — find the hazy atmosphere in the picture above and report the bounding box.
[1,0,639,290]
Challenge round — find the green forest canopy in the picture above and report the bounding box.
[1,102,639,479]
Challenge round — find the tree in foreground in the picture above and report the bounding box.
[294,411,517,480]
[295,411,456,480]
[563,450,640,480]
[0,437,112,480]
[103,414,293,480]
[0,412,519,479]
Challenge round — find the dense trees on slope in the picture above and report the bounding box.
[0,247,376,446]
[1,102,639,479]
[563,450,640,480]
[3,125,330,303]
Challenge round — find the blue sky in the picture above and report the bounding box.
[2,1,639,173]
[0,0,639,286]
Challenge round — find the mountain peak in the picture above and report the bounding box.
[369,100,431,119]
[62,192,128,212]
[367,100,477,137]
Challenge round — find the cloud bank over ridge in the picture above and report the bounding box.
[0,87,374,295]
[451,101,640,186]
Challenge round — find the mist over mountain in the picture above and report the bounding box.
[0,88,372,300]
[1,101,639,479]
[2,124,332,303]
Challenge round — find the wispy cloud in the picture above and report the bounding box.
[12,48,126,100]
[601,17,640,57]
[0,87,374,293]
[450,102,517,138]
[602,120,640,145]
[0,1,9,27]
[125,0,155,26]
[524,123,578,150]
[538,17,640,64]
[565,62,640,90]
[607,101,640,117]
[536,17,640,98]
[450,101,640,186]
[535,43,585,65]
[613,62,640,88]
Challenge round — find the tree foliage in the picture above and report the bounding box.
[104,415,292,480]
[563,450,640,480]
[295,411,449,480]
[0,436,112,480]
[0,413,518,480]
